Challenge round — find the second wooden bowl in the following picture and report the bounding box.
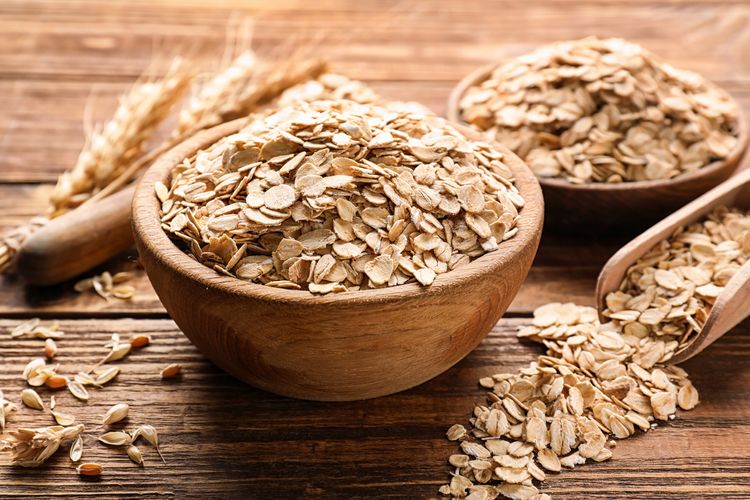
[132,119,544,401]
[447,63,749,233]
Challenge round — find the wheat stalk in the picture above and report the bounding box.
[175,51,258,136]
[0,216,48,273]
[0,59,192,273]
[89,53,327,206]
[48,58,192,217]
[0,35,327,275]
[1,424,84,467]
[219,57,327,123]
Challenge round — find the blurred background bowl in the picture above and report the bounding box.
[447,63,749,234]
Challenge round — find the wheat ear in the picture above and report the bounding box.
[48,58,192,216]
[175,51,258,137]
[92,54,327,205]
[0,58,192,272]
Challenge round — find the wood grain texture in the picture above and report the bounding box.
[0,317,748,498]
[2,0,750,497]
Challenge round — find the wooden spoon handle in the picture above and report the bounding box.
[16,186,135,285]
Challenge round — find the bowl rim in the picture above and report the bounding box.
[132,117,545,307]
[446,62,749,192]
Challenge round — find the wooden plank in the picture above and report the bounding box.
[1,2,750,84]
[2,0,750,496]
[2,2,750,182]
[0,317,747,497]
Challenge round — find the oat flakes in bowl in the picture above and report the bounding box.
[159,99,527,293]
[448,37,748,231]
[132,99,543,400]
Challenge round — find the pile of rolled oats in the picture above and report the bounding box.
[277,73,380,107]
[603,206,750,359]
[458,37,740,183]
[441,207,750,499]
[160,99,524,293]
[441,303,698,500]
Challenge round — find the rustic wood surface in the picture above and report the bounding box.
[1,0,749,498]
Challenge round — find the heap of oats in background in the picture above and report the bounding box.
[458,37,740,183]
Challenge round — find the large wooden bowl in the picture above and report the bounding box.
[447,63,749,234]
[132,119,544,401]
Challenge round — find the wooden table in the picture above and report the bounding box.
[1,1,749,498]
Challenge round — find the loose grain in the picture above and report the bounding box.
[437,209,750,499]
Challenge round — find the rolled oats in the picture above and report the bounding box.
[161,99,523,294]
[458,37,739,184]
[441,301,699,499]
[603,206,750,360]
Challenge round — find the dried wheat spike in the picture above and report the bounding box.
[0,424,84,467]
[216,57,327,125]
[48,58,192,216]
[88,56,327,206]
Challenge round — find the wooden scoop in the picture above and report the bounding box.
[15,186,134,286]
[596,168,750,363]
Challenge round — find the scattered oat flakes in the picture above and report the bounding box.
[132,424,165,463]
[23,358,57,387]
[102,403,129,425]
[127,444,144,466]
[45,375,68,390]
[93,366,120,386]
[67,380,90,402]
[99,431,131,447]
[10,319,64,340]
[441,302,699,499]
[458,37,739,184]
[44,338,58,359]
[76,462,102,477]
[130,334,151,349]
[52,411,76,426]
[70,435,83,462]
[20,389,44,411]
[75,271,135,301]
[0,390,16,432]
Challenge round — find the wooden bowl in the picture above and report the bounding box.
[447,63,749,234]
[132,119,544,401]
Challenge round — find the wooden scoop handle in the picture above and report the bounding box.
[16,186,135,285]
